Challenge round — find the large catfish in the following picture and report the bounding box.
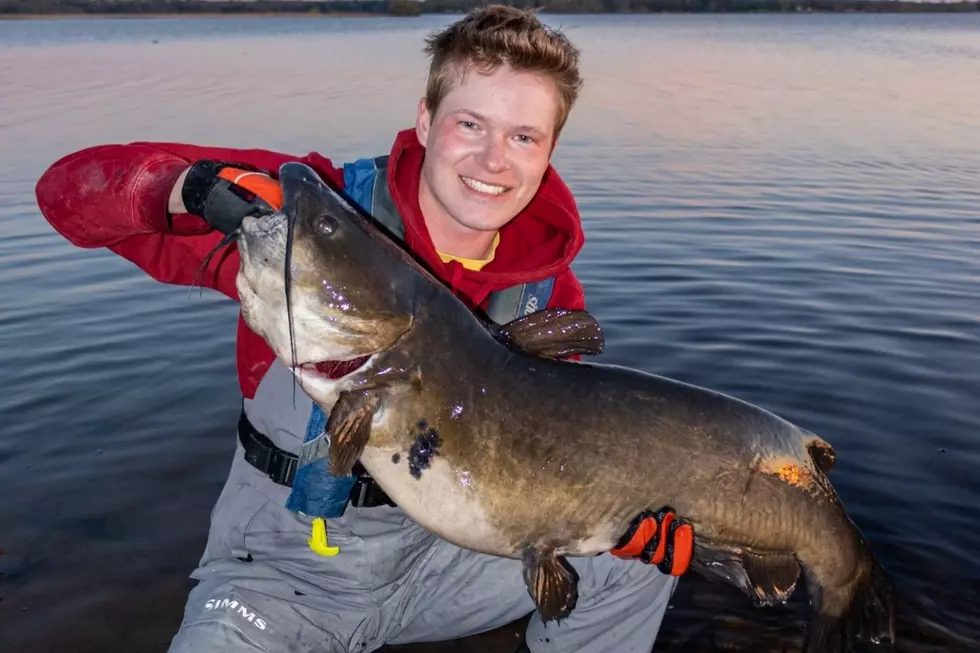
[233,162,896,653]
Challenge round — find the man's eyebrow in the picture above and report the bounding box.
[457,109,488,123]
[456,109,547,137]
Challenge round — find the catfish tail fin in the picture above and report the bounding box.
[804,554,896,653]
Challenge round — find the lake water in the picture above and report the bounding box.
[1,11,979,653]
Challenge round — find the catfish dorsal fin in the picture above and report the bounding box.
[495,309,605,359]
[805,434,837,475]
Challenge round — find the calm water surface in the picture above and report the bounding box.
[1,12,979,653]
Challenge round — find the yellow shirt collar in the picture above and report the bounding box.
[436,232,500,272]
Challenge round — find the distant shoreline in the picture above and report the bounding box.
[0,12,382,20]
[0,0,424,19]
[2,0,977,19]
[4,9,978,20]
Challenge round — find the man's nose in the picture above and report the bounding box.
[478,136,508,173]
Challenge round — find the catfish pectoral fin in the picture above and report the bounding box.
[521,547,579,623]
[327,390,381,477]
[497,309,605,359]
[691,538,801,607]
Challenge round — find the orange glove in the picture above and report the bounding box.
[180,160,283,234]
[610,507,694,576]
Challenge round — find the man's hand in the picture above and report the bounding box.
[168,160,283,234]
[610,507,694,576]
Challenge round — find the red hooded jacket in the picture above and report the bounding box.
[35,128,588,399]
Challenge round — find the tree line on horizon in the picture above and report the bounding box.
[3,0,978,15]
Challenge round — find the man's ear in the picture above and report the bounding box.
[416,97,432,147]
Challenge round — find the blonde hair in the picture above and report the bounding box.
[423,5,583,137]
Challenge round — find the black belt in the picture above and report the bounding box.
[237,409,396,509]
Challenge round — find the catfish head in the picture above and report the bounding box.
[236,162,424,390]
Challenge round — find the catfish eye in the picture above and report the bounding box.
[314,214,338,236]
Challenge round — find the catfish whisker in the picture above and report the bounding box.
[284,201,299,408]
[188,229,240,299]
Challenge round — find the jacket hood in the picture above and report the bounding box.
[383,129,585,309]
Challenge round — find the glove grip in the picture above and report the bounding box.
[610,506,694,577]
[216,167,283,211]
[181,160,280,234]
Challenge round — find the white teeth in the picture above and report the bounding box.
[462,176,508,196]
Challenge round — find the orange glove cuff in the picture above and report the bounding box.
[217,167,283,211]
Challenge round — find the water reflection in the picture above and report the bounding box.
[1,12,979,653]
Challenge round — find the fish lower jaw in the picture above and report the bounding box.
[282,355,378,408]
[290,353,377,386]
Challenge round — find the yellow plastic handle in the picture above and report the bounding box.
[308,517,340,557]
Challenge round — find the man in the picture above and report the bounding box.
[35,6,692,652]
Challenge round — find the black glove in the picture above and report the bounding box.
[180,160,281,235]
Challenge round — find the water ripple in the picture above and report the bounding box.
[3,13,980,653]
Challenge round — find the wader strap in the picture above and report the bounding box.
[485,276,557,324]
[342,155,403,238]
[368,156,405,239]
[238,408,395,509]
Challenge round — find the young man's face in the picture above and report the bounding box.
[415,63,560,243]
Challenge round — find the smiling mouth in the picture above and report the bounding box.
[461,175,511,196]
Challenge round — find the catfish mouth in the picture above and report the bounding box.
[286,311,412,382]
[233,161,417,386]
[300,355,372,380]
[290,314,413,384]
[236,265,380,382]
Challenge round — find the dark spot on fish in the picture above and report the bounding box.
[408,422,441,480]
[391,453,401,464]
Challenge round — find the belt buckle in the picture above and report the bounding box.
[268,449,298,486]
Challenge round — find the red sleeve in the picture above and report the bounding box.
[548,268,586,312]
[35,141,344,301]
